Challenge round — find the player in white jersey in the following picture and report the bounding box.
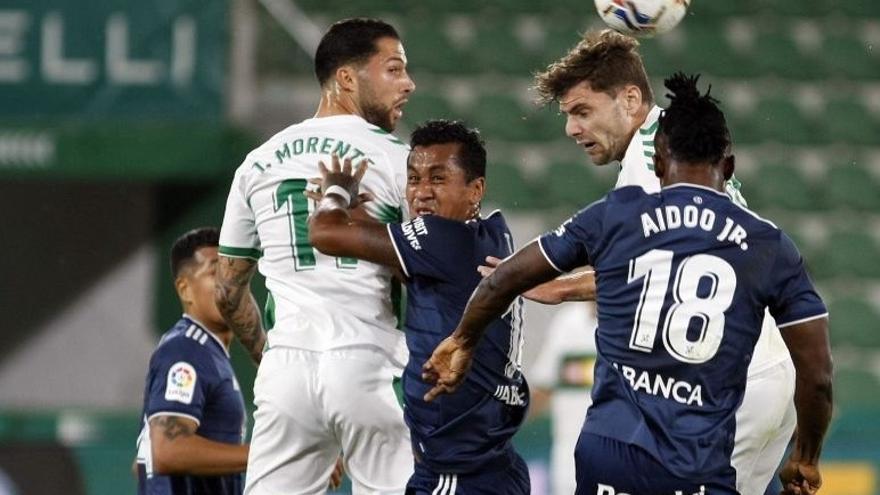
[521,30,795,495]
[214,18,415,495]
[527,302,598,495]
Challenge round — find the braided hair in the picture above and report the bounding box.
[657,73,731,164]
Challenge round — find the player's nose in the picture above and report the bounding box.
[413,182,433,199]
[402,73,415,94]
[564,115,581,138]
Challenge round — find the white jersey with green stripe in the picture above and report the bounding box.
[615,105,790,376]
[219,114,408,364]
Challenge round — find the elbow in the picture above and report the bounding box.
[484,271,518,301]
[798,357,834,404]
[151,446,181,475]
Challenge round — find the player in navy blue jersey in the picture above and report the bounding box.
[135,227,249,495]
[423,75,832,495]
[308,120,530,494]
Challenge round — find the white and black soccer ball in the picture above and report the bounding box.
[594,0,690,37]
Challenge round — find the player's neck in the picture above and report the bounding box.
[616,104,652,162]
[661,162,726,192]
[315,89,361,120]
[185,312,234,350]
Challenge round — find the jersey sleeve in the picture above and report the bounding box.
[219,167,262,260]
[387,215,473,281]
[767,232,828,328]
[362,145,409,225]
[144,339,216,425]
[538,200,607,273]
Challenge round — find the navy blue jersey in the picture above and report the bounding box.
[388,211,528,474]
[539,184,827,480]
[136,315,246,495]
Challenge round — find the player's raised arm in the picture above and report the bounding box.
[422,241,559,401]
[215,256,266,364]
[479,256,596,304]
[308,154,403,269]
[778,316,832,495]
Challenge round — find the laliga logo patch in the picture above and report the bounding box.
[165,361,197,404]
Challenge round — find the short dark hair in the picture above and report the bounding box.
[657,72,731,164]
[534,29,653,105]
[314,18,400,86]
[170,227,220,279]
[409,120,487,182]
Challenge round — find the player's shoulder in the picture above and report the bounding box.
[723,193,781,234]
[477,209,511,235]
[309,115,409,158]
[607,185,652,203]
[153,318,218,365]
[585,185,646,217]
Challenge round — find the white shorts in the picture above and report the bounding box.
[245,346,412,495]
[732,358,797,495]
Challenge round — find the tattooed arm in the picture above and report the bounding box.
[148,415,248,475]
[215,256,267,364]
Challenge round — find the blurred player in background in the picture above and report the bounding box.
[136,227,248,495]
[512,29,792,495]
[308,120,530,494]
[521,301,597,495]
[214,17,415,494]
[424,74,833,494]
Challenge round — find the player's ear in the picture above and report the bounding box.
[622,85,642,114]
[334,65,358,93]
[175,275,192,306]
[722,154,735,181]
[470,176,486,204]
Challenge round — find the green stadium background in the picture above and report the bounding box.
[0,0,877,493]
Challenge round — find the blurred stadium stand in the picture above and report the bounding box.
[0,0,878,493]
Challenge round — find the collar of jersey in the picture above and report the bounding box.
[466,209,502,225]
[182,313,231,358]
[661,182,731,199]
[643,105,663,130]
[302,114,368,127]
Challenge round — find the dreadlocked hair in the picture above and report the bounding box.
[657,72,731,164]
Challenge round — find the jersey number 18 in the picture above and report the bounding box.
[627,249,737,364]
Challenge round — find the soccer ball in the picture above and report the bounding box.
[594,0,690,37]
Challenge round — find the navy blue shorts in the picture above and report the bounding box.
[574,433,737,495]
[405,449,530,495]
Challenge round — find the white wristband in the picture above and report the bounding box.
[324,185,351,206]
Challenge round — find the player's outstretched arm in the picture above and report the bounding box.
[149,415,248,475]
[479,256,596,304]
[215,256,266,364]
[779,316,832,495]
[309,154,402,269]
[423,241,560,401]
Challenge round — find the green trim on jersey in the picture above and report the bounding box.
[368,127,407,146]
[725,174,748,208]
[219,245,262,260]
[371,203,405,329]
[392,375,404,409]
[263,291,276,331]
[374,203,404,224]
[639,120,659,136]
